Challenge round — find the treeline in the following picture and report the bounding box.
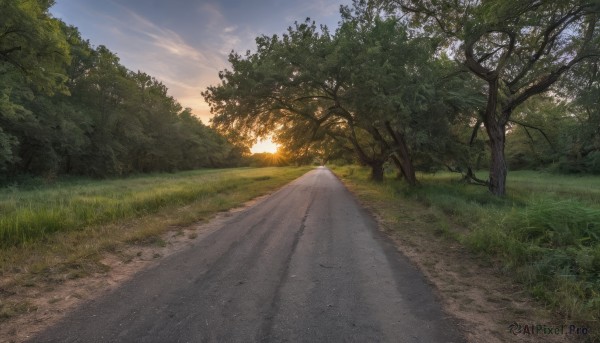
[0,0,242,181]
[203,0,600,196]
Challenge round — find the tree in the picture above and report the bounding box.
[205,11,465,183]
[339,2,490,183]
[0,0,70,94]
[203,19,394,180]
[387,0,600,195]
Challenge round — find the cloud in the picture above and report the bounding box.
[86,3,238,122]
[303,0,344,17]
[51,0,351,124]
[283,0,348,27]
[124,9,222,69]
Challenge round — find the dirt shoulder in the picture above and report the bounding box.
[335,176,578,343]
[0,194,269,343]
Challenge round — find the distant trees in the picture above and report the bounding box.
[0,2,239,180]
[481,60,600,176]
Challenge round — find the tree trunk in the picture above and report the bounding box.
[483,83,508,196]
[391,155,405,180]
[370,161,384,182]
[487,128,507,196]
[347,134,385,182]
[396,146,417,186]
[384,122,417,186]
[65,154,72,174]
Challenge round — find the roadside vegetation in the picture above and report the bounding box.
[0,167,308,247]
[0,167,310,248]
[0,167,310,321]
[331,165,600,341]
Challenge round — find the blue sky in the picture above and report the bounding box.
[50,0,352,124]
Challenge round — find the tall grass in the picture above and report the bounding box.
[330,165,600,333]
[0,167,311,247]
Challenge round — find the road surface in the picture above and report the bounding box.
[31,167,463,342]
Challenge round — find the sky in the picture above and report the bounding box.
[50,0,352,128]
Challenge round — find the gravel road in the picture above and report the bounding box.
[31,167,464,343]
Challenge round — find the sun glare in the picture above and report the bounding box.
[251,138,279,154]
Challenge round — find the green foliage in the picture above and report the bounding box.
[505,96,566,170]
[204,7,481,183]
[553,61,600,174]
[0,10,241,180]
[390,0,600,195]
[0,0,70,94]
[0,128,17,171]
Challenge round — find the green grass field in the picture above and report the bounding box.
[330,166,600,337]
[0,167,311,248]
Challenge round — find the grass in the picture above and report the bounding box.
[0,167,310,248]
[330,165,600,341]
[0,166,311,323]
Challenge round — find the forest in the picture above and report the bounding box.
[204,0,600,197]
[1,0,598,197]
[0,0,245,182]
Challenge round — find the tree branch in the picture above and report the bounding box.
[509,119,556,152]
[469,117,483,147]
[508,13,598,111]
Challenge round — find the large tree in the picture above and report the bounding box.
[205,12,465,183]
[204,20,395,181]
[387,0,600,195]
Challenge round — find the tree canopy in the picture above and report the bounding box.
[204,10,478,183]
[384,0,600,194]
[0,1,241,180]
[204,0,600,195]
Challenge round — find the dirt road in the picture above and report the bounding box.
[31,167,463,342]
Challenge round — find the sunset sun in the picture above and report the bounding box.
[251,138,279,154]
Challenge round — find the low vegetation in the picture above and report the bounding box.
[0,167,310,309]
[330,165,600,340]
[0,167,311,248]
